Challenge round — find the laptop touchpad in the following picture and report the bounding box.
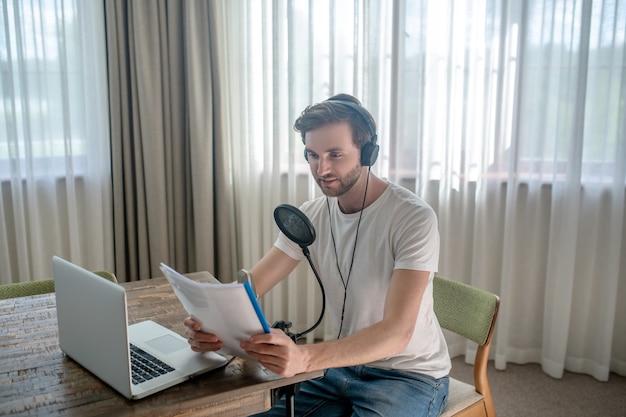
[145,334,188,355]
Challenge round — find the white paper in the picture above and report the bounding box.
[159,263,270,360]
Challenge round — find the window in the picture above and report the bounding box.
[0,0,100,179]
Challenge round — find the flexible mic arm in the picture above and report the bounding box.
[270,203,326,343]
[271,245,326,343]
[293,246,326,340]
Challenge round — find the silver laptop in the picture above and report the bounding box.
[53,256,228,400]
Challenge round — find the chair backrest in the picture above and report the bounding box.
[93,270,118,284]
[433,275,498,346]
[0,279,56,300]
[0,270,117,300]
[433,274,500,417]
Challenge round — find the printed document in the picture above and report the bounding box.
[159,263,271,360]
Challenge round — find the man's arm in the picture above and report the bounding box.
[241,268,430,377]
[249,246,301,297]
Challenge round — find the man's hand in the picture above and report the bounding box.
[183,317,224,352]
[240,329,310,377]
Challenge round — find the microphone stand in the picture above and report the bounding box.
[271,203,326,417]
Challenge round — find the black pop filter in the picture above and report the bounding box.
[273,203,325,342]
[273,204,316,250]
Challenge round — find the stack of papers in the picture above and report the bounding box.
[159,263,271,360]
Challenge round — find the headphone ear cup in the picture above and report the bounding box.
[360,141,379,166]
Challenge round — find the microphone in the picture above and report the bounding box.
[273,204,326,342]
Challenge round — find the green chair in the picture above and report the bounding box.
[434,275,500,417]
[0,270,117,300]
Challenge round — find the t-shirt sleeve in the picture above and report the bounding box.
[393,204,440,272]
[274,232,306,261]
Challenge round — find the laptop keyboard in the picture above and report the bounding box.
[130,343,175,385]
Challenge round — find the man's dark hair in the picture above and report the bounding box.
[293,93,376,150]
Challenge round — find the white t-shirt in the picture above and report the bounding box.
[275,182,451,378]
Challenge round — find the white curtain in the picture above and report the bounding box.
[0,0,113,283]
[213,0,625,382]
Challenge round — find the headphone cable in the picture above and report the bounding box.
[327,167,371,338]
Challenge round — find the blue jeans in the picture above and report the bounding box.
[252,366,449,417]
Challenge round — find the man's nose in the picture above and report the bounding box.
[316,157,331,176]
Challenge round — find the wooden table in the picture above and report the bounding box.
[0,273,322,416]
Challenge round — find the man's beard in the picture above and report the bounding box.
[315,163,362,197]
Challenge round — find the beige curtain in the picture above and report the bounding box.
[105,0,237,282]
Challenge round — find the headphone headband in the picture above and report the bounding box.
[325,99,377,146]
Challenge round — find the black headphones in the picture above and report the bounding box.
[304,99,379,167]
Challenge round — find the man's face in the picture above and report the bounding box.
[304,122,363,197]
